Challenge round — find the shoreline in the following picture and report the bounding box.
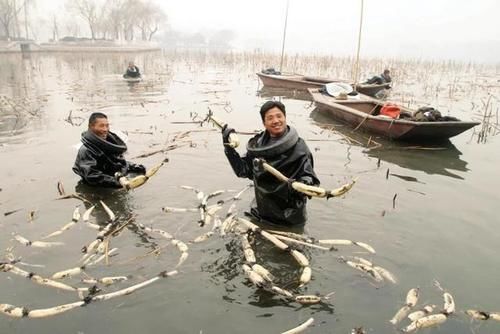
[0,42,161,53]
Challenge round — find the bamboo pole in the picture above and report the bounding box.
[279,0,290,73]
[352,0,365,89]
[206,108,240,148]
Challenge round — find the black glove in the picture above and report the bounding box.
[252,158,265,173]
[221,124,236,145]
[287,178,302,197]
[129,164,146,175]
[114,171,124,180]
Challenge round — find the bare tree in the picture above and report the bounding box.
[104,0,125,40]
[66,0,103,40]
[121,0,141,41]
[0,0,24,40]
[64,19,80,38]
[136,1,166,41]
[51,14,58,41]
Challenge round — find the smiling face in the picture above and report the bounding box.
[89,117,109,140]
[263,107,287,137]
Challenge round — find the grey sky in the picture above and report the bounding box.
[39,0,500,63]
[165,0,500,63]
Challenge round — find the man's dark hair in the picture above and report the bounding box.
[259,100,286,121]
[89,112,108,126]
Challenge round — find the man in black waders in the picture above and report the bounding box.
[222,101,320,226]
[73,112,146,188]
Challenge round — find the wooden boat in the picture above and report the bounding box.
[308,88,480,141]
[309,108,469,179]
[257,72,389,98]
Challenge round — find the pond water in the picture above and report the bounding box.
[0,51,499,334]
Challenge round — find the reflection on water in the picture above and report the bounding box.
[257,86,313,102]
[310,108,469,179]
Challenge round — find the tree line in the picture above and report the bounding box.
[0,0,167,42]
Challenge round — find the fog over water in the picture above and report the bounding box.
[34,0,500,63]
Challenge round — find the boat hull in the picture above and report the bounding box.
[257,72,388,98]
[309,88,480,141]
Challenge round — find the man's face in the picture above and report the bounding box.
[263,107,286,137]
[89,117,109,140]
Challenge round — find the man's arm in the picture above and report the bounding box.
[295,140,320,187]
[297,153,320,186]
[74,151,122,188]
[224,147,253,179]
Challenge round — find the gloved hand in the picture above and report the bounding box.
[129,163,146,175]
[287,178,297,191]
[287,178,302,198]
[252,158,265,173]
[114,172,130,190]
[221,124,236,145]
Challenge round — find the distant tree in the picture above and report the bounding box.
[66,0,103,40]
[104,0,125,40]
[136,1,166,41]
[22,0,35,40]
[0,0,24,39]
[121,0,143,41]
[52,14,58,41]
[64,19,81,38]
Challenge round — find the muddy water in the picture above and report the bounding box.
[0,51,499,334]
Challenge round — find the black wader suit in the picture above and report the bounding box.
[73,131,145,188]
[124,66,140,78]
[224,126,320,226]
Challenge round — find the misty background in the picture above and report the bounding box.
[1,0,499,63]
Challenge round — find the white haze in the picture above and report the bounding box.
[36,0,500,63]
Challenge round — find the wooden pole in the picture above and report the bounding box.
[279,0,290,73]
[353,0,364,90]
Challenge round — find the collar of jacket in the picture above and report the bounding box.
[81,130,127,156]
[247,126,299,158]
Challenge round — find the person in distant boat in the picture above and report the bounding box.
[221,101,320,226]
[124,61,141,78]
[365,69,392,86]
[73,112,146,188]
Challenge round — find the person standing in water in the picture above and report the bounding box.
[221,101,320,226]
[73,112,146,188]
[124,61,141,78]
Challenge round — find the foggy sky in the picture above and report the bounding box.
[38,0,500,63]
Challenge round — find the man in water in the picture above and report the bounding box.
[222,101,320,226]
[73,112,146,188]
[365,69,392,86]
[124,61,140,78]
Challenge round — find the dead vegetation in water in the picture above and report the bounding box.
[469,93,499,143]
[0,95,46,134]
[157,51,499,146]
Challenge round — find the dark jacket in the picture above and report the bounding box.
[365,73,391,85]
[73,131,143,188]
[224,126,320,226]
[125,66,140,78]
